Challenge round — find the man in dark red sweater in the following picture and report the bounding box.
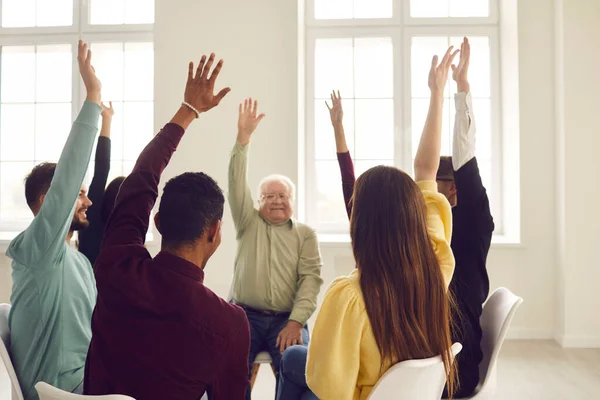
[327,38,494,398]
[84,53,250,400]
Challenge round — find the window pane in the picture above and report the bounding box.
[1,104,35,161]
[124,42,154,101]
[90,0,125,24]
[1,0,35,27]
[315,38,353,99]
[410,0,489,18]
[0,162,34,222]
[353,0,392,18]
[36,0,73,26]
[315,0,352,19]
[125,0,155,24]
[35,103,73,161]
[411,37,450,99]
[472,98,492,160]
[36,45,72,103]
[354,37,393,99]
[122,102,153,160]
[355,159,394,177]
[410,0,448,18]
[315,160,349,225]
[411,98,451,157]
[92,43,125,101]
[314,99,354,160]
[355,99,394,160]
[449,0,489,17]
[1,46,36,103]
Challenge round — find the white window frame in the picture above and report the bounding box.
[304,0,512,241]
[0,0,153,240]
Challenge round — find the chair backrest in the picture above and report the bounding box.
[0,303,24,400]
[367,343,462,400]
[35,382,135,400]
[478,287,523,391]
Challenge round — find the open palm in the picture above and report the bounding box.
[325,90,343,125]
[452,37,470,83]
[237,98,265,145]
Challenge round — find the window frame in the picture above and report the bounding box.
[0,0,153,239]
[304,0,508,238]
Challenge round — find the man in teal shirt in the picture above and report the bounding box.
[6,41,103,400]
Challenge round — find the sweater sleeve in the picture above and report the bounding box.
[78,136,111,265]
[336,152,356,220]
[228,142,258,236]
[306,276,365,400]
[417,181,455,287]
[6,102,101,267]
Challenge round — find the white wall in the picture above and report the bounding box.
[554,0,600,347]
[0,0,597,345]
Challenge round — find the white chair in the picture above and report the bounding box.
[0,303,24,400]
[35,382,135,400]
[367,342,462,400]
[461,287,523,399]
[250,351,275,391]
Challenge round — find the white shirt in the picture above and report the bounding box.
[452,92,476,171]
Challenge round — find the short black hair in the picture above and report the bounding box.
[25,162,57,211]
[436,156,454,181]
[102,176,126,224]
[158,172,224,248]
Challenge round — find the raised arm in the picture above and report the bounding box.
[79,102,113,264]
[326,91,355,219]
[414,46,459,182]
[452,38,494,233]
[101,54,231,250]
[228,99,265,234]
[7,41,102,266]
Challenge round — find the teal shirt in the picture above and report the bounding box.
[6,102,101,400]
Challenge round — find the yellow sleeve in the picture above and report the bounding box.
[306,276,365,400]
[416,181,455,287]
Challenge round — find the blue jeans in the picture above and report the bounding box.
[244,309,310,400]
[276,346,319,400]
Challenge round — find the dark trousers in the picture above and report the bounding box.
[243,308,309,400]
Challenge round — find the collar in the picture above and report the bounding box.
[154,251,205,283]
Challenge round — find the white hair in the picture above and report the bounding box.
[257,174,296,201]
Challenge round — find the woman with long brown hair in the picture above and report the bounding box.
[276,46,459,400]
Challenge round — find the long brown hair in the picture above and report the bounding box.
[350,166,457,397]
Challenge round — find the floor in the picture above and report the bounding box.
[1,340,599,399]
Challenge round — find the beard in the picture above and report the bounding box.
[70,212,90,232]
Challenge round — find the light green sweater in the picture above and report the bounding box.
[228,142,323,325]
[6,102,101,400]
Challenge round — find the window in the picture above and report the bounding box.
[0,1,154,239]
[305,0,509,238]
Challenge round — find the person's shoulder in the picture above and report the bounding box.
[294,221,317,238]
[326,271,363,305]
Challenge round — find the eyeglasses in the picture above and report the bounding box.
[262,193,290,201]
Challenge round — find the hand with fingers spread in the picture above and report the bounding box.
[237,98,265,146]
[77,40,102,104]
[184,53,231,114]
[326,90,344,126]
[428,46,460,94]
[452,37,471,93]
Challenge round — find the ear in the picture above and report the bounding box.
[153,212,162,234]
[39,194,46,207]
[450,181,457,196]
[207,220,222,243]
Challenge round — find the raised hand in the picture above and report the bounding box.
[452,37,471,92]
[325,90,343,126]
[101,102,114,119]
[428,46,460,94]
[185,53,231,114]
[77,40,101,104]
[237,98,265,146]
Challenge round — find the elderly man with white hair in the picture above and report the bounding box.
[228,98,323,399]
